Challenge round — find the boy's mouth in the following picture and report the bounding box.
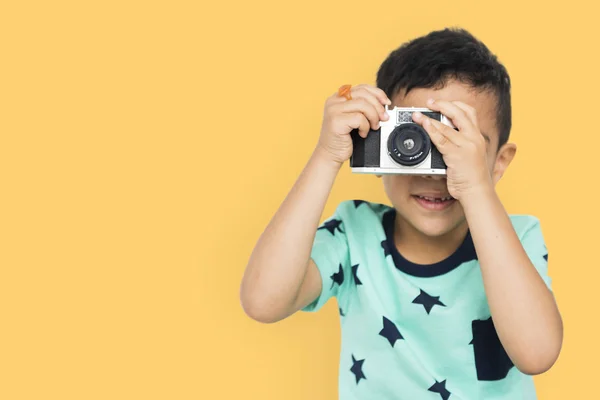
[412,194,456,211]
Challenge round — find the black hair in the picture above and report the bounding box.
[376,27,511,149]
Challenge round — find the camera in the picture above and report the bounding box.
[350,107,456,175]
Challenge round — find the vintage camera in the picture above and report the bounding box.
[350,107,456,175]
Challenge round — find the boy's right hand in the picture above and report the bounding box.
[316,84,392,166]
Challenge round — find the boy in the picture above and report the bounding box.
[240,28,562,399]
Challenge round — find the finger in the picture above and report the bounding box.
[443,101,485,145]
[335,98,382,131]
[327,84,392,115]
[428,118,468,147]
[414,113,456,154]
[452,101,479,129]
[353,84,392,106]
[425,99,471,132]
[325,91,347,107]
[342,112,371,138]
[351,87,390,120]
[412,111,462,146]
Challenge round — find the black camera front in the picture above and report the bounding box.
[387,123,431,166]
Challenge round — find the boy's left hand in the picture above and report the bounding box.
[412,98,493,201]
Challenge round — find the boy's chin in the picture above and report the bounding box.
[410,217,464,238]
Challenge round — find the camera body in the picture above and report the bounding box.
[350,107,455,175]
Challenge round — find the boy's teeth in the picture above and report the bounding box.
[417,195,453,202]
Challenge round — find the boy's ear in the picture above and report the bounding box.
[492,142,517,185]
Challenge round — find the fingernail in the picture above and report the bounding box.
[413,111,422,119]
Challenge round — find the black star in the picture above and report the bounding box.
[339,307,345,316]
[543,253,548,262]
[428,380,451,400]
[350,354,366,384]
[353,200,367,208]
[330,263,344,288]
[317,219,344,235]
[412,289,446,314]
[379,316,403,347]
[351,264,362,285]
[381,240,393,257]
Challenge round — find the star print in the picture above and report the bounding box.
[339,307,345,316]
[381,240,393,257]
[412,289,446,314]
[379,316,403,347]
[353,200,367,208]
[317,219,344,235]
[330,263,344,288]
[428,379,451,400]
[543,253,548,261]
[351,264,362,285]
[350,354,366,384]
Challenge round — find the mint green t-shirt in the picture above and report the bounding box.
[303,200,552,400]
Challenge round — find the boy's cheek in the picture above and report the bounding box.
[486,147,498,171]
[383,177,416,205]
[382,175,408,193]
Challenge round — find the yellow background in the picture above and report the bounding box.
[1,0,597,398]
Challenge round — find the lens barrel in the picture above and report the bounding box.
[387,123,430,166]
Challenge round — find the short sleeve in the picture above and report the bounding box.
[302,206,351,312]
[519,216,552,291]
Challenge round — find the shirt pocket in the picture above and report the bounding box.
[470,317,514,381]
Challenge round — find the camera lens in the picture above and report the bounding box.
[387,123,431,166]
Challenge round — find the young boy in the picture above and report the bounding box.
[240,28,563,399]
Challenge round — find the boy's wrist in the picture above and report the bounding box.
[459,183,498,214]
[312,146,345,172]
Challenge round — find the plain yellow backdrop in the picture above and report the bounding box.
[1,0,598,398]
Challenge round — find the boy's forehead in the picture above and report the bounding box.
[392,80,499,146]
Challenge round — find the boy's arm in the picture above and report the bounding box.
[462,187,562,375]
[240,84,391,323]
[240,148,342,323]
[414,99,563,375]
